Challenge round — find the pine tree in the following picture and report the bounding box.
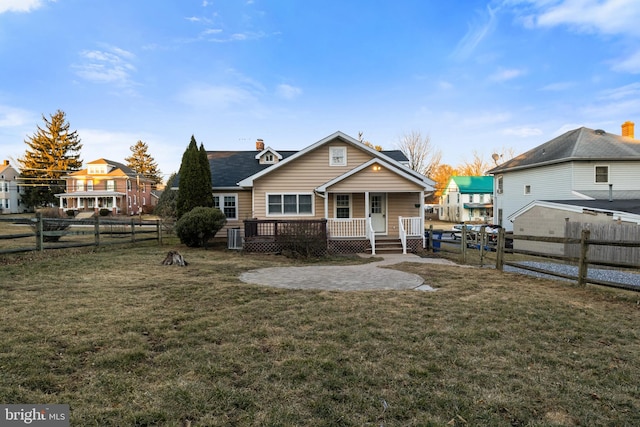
[18,109,83,209]
[176,135,213,218]
[125,140,163,188]
[154,173,178,218]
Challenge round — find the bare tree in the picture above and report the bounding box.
[358,131,382,151]
[457,150,493,176]
[397,130,442,176]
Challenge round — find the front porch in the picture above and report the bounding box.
[243,217,424,255]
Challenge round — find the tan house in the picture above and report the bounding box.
[196,131,435,254]
[56,159,155,215]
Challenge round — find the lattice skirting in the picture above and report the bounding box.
[327,239,371,254]
[406,238,423,253]
[243,238,423,254]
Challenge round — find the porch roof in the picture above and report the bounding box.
[315,158,432,192]
[55,191,126,197]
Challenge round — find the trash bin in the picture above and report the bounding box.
[433,231,442,252]
[426,230,442,252]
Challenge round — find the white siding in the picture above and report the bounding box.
[494,163,573,231]
[573,161,640,192]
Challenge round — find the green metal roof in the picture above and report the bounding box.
[450,176,493,194]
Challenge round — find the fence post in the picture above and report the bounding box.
[131,218,136,242]
[157,219,162,245]
[35,211,44,251]
[578,229,590,286]
[479,227,486,267]
[496,228,504,271]
[428,224,433,251]
[94,215,100,247]
[461,226,467,263]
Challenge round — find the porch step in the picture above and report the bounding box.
[367,238,404,254]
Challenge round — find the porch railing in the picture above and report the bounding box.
[366,217,376,255]
[327,218,367,238]
[400,216,425,254]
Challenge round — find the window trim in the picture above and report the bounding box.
[213,193,238,220]
[594,165,609,184]
[329,146,347,166]
[266,192,314,216]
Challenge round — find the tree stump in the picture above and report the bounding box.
[161,250,188,266]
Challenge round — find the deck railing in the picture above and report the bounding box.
[326,218,367,238]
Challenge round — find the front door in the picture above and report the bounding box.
[370,193,387,234]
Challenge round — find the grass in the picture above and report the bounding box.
[1,240,639,426]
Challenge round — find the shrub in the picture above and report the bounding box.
[31,208,71,242]
[174,207,227,248]
[276,221,327,258]
[99,208,110,216]
[66,210,76,217]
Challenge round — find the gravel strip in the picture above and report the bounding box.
[505,261,640,290]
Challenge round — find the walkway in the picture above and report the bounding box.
[239,253,458,291]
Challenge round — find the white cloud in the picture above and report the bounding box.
[540,81,576,91]
[74,46,136,86]
[597,82,640,100]
[0,105,34,128]
[489,68,526,81]
[502,126,543,137]
[0,0,50,14]
[516,0,640,37]
[452,5,498,60]
[276,84,302,100]
[177,84,258,109]
[611,49,640,74]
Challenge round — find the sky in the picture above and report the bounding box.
[1,0,640,181]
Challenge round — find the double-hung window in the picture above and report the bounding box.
[335,194,351,218]
[595,166,609,183]
[268,194,313,215]
[213,194,238,220]
[106,180,115,191]
[77,180,84,191]
[329,147,347,166]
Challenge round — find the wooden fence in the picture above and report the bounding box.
[0,214,162,255]
[425,224,640,292]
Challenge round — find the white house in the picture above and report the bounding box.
[488,122,640,232]
[439,176,493,223]
[0,160,24,214]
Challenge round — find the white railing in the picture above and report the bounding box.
[398,217,407,254]
[327,218,368,238]
[401,216,423,236]
[366,217,376,255]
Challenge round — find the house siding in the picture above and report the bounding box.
[212,190,252,239]
[494,163,573,231]
[252,141,375,218]
[573,161,640,192]
[328,166,423,192]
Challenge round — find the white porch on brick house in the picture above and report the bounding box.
[56,191,126,214]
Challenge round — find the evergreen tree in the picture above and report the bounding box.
[176,135,213,218]
[18,109,83,209]
[125,140,163,188]
[154,173,178,218]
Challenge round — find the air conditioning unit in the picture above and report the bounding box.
[227,228,243,250]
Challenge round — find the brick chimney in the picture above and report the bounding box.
[256,139,264,151]
[3,160,8,166]
[621,121,634,138]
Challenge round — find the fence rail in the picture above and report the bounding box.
[0,214,161,255]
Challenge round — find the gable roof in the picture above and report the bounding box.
[65,158,149,180]
[315,158,431,192]
[488,127,640,174]
[449,176,493,194]
[237,131,426,188]
[207,150,297,188]
[508,199,640,224]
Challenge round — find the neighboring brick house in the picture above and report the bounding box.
[56,159,155,215]
[0,160,24,214]
[175,131,435,254]
[438,176,493,223]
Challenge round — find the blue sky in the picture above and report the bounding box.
[1,0,640,180]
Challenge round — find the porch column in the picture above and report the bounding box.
[420,191,425,248]
[59,197,63,209]
[77,197,80,209]
[364,192,370,217]
[324,193,328,219]
[112,196,117,210]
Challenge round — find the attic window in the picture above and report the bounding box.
[595,166,608,183]
[329,147,347,166]
[263,153,275,163]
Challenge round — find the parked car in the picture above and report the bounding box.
[449,223,474,240]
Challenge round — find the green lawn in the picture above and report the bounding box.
[1,242,638,426]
